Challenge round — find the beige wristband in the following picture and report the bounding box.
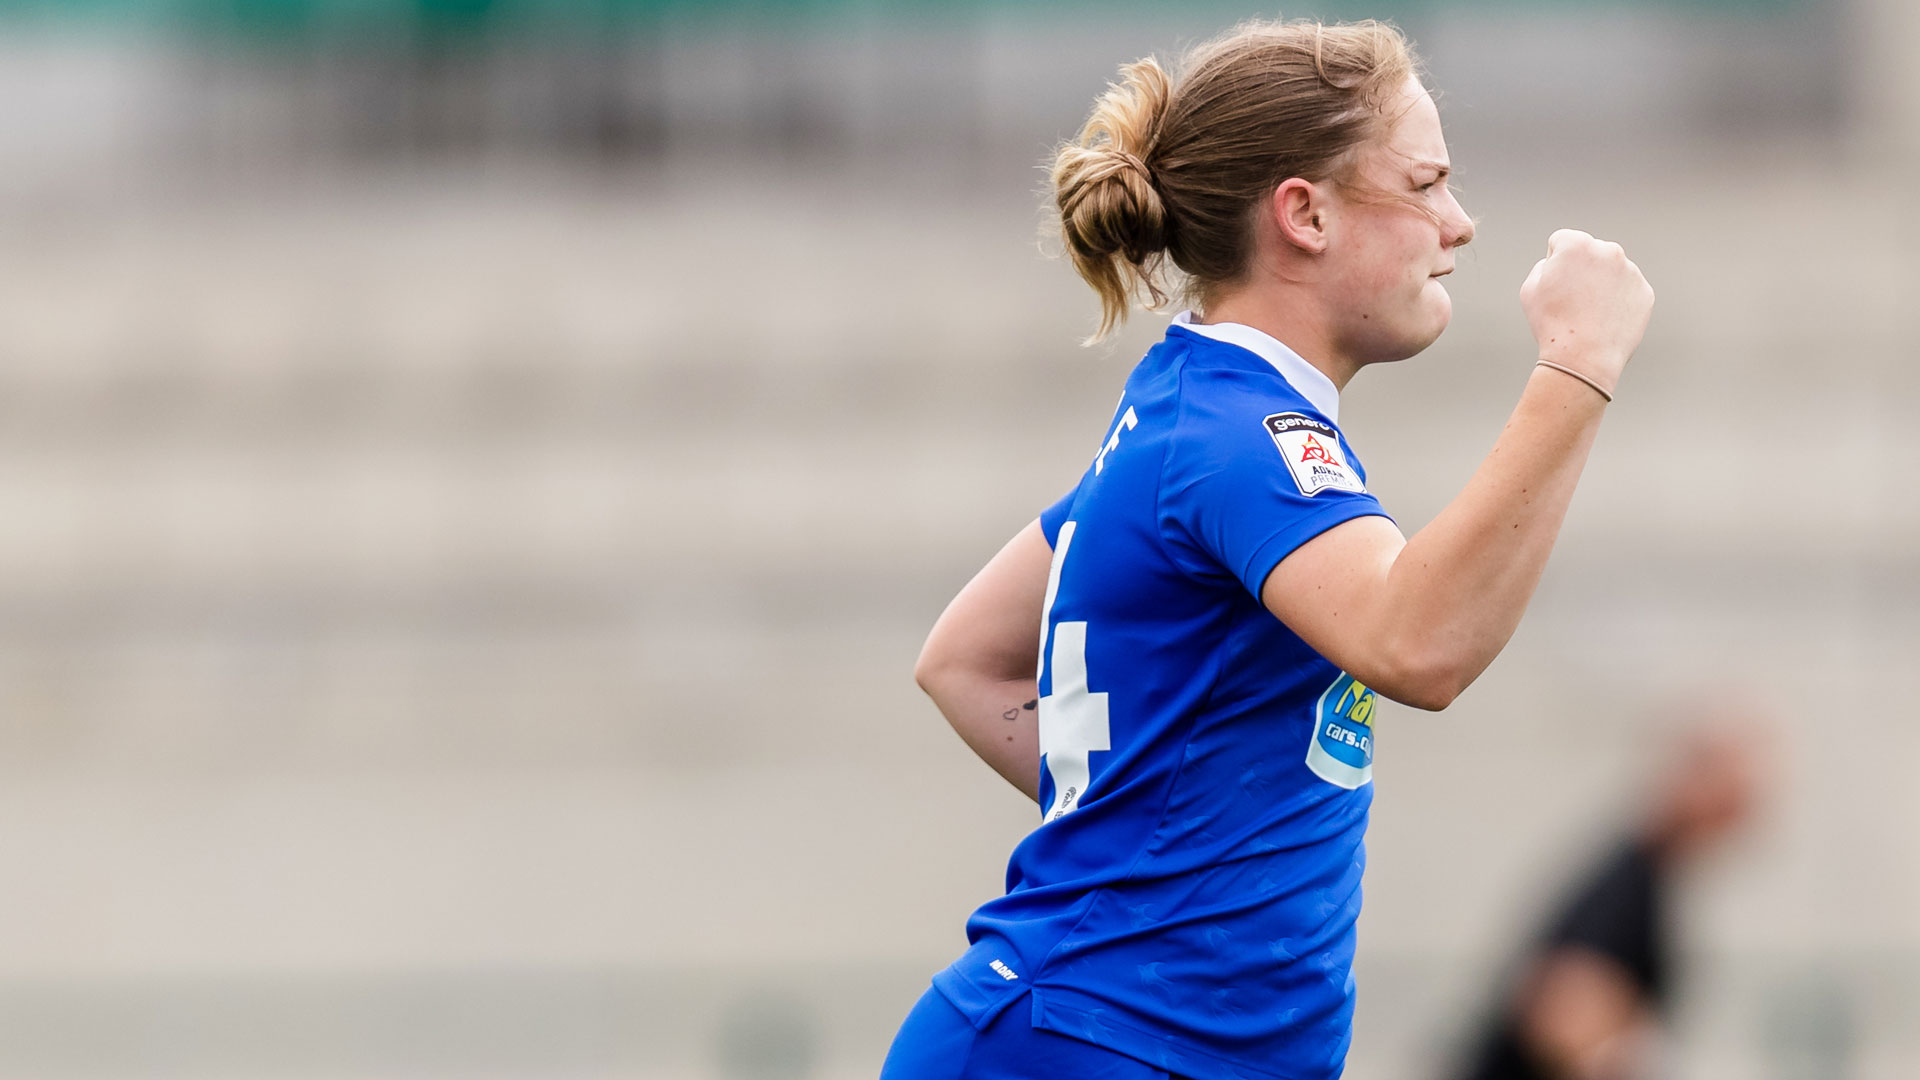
[1535,359,1614,403]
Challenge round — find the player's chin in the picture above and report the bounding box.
[1409,286,1453,350]
[1424,277,1454,321]
[1382,294,1452,362]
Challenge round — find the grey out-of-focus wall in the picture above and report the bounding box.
[0,1,1913,1078]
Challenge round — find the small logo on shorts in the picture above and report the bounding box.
[989,959,1019,981]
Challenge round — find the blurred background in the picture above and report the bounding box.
[0,0,1912,1077]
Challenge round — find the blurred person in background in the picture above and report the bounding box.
[883,17,1653,1080]
[1450,713,1773,1080]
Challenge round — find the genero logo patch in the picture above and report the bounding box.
[1263,412,1364,496]
[1306,673,1375,789]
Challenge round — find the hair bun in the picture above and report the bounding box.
[1108,150,1154,188]
[1057,145,1166,261]
[1051,57,1174,341]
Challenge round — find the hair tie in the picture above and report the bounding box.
[1535,360,1613,403]
[1113,150,1154,185]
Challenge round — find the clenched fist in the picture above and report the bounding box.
[1519,229,1655,398]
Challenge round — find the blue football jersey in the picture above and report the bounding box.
[931,314,1394,1080]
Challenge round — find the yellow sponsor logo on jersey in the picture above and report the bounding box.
[1333,678,1374,728]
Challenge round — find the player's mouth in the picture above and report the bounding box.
[1430,267,1453,278]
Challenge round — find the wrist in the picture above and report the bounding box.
[1534,345,1624,395]
[1524,363,1612,416]
[1535,359,1614,403]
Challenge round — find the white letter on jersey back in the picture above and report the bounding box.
[1092,406,1138,475]
[1037,521,1111,821]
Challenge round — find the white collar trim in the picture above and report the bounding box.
[1171,310,1341,422]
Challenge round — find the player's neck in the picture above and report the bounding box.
[1193,291,1357,392]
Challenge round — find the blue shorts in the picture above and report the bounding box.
[880,984,1183,1080]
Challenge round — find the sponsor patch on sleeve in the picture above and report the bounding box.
[1262,412,1366,496]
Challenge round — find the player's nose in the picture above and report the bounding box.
[1445,191,1475,249]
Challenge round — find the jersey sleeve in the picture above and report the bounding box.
[1159,376,1393,599]
[1039,482,1080,548]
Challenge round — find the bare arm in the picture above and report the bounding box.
[914,520,1052,801]
[1263,230,1653,710]
[1265,366,1602,708]
[1515,947,1657,1080]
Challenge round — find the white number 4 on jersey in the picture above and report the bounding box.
[1037,521,1110,821]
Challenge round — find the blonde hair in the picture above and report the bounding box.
[1051,19,1419,341]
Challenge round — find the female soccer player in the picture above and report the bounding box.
[883,19,1654,1080]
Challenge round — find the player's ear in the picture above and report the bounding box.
[1271,178,1331,255]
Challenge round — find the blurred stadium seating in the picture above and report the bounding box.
[0,0,1911,1077]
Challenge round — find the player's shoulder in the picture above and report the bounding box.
[1163,347,1333,463]
[1164,327,1329,417]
